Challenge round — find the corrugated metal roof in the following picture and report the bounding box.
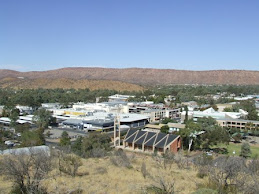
[124,129,179,149]
[155,137,167,148]
[135,134,147,145]
[155,133,167,144]
[166,134,179,147]
[135,130,146,140]
[124,129,138,139]
[124,135,136,143]
[145,132,156,141]
[145,135,157,146]
[1,145,50,155]
[125,130,139,143]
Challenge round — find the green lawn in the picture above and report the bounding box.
[213,143,259,158]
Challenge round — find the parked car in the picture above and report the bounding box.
[4,140,14,146]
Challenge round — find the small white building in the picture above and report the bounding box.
[108,94,135,102]
[42,103,61,109]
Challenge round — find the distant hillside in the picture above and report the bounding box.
[0,77,144,91]
[0,67,259,85]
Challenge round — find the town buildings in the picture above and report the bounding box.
[181,107,248,123]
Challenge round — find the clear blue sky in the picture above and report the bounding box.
[0,0,259,71]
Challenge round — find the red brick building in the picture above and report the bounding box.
[123,129,181,154]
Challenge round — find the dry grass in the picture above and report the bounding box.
[0,176,12,194]
[0,153,205,194]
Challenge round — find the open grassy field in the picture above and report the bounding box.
[0,152,205,194]
[213,142,259,158]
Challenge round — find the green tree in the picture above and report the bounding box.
[59,131,71,146]
[223,107,233,112]
[184,105,188,124]
[21,130,44,147]
[240,143,251,158]
[160,125,169,133]
[37,127,46,145]
[247,110,259,121]
[32,108,52,129]
[161,118,177,124]
[154,96,165,104]
[197,117,229,149]
[81,132,111,158]
[239,100,259,121]
[181,117,229,151]
[72,136,83,155]
[180,121,202,150]
[9,108,20,128]
[232,133,242,142]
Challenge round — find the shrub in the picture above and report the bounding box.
[110,149,132,168]
[146,175,175,194]
[95,167,108,175]
[58,153,83,177]
[81,132,111,158]
[196,167,208,179]
[240,142,251,158]
[141,162,148,178]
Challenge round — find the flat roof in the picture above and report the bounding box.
[63,119,84,125]
[1,145,50,155]
[83,119,114,126]
[217,118,259,124]
[53,109,149,123]
[101,101,127,106]
[167,123,185,128]
[0,117,11,122]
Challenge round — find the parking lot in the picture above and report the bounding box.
[44,127,87,140]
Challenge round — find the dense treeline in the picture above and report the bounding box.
[0,88,119,108]
[152,85,259,96]
[0,85,258,108]
[129,85,259,104]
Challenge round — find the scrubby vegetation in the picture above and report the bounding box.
[2,149,259,194]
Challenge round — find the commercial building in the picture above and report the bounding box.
[54,102,129,116]
[217,119,259,130]
[181,107,248,123]
[60,112,149,131]
[165,108,181,119]
[141,109,165,123]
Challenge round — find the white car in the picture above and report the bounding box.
[4,141,14,146]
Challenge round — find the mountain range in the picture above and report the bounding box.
[0,68,258,90]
